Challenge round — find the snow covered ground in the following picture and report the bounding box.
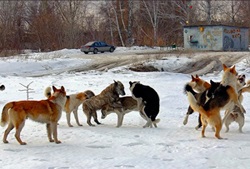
[0,47,250,169]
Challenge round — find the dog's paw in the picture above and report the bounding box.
[55,140,61,144]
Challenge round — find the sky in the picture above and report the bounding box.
[0,47,250,169]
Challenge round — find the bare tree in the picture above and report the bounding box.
[0,1,26,52]
[55,0,89,48]
[140,0,160,46]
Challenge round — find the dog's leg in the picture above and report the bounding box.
[183,106,194,125]
[51,122,61,144]
[86,114,94,126]
[73,110,82,126]
[101,108,108,119]
[3,122,14,143]
[239,123,243,133]
[143,119,152,128]
[117,113,124,128]
[238,115,244,133]
[153,121,158,128]
[224,120,230,133]
[66,112,73,127]
[139,108,151,128]
[214,123,223,139]
[224,112,233,133]
[195,114,202,130]
[83,105,95,126]
[46,123,54,142]
[92,110,101,125]
[201,116,207,138]
[15,120,26,145]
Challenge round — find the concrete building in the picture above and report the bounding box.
[183,25,249,51]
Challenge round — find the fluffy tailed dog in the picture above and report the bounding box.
[183,75,212,129]
[1,86,66,145]
[101,96,142,127]
[82,80,125,126]
[129,81,160,128]
[45,87,95,127]
[186,64,245,139]
[184,80,220,129]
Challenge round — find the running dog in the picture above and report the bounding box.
[186,64,245,139]
[101,96,142,127]
[1,86,66,145]
[129,81,160,128]
[82,80,125,126]
[45,87,95,127]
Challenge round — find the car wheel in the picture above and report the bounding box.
[93,48,98,54]
[109,47,114,53]
[84,52,88,54]
[101,51,104,53]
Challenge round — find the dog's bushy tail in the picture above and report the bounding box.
[1,102,13,127]
[44,86,52,99]
[186,90,208,118]
[184,83,197,96]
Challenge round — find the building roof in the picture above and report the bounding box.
[183,25,249,29]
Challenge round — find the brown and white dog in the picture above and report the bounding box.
[1,86,66,145]
[45,87,95,127]
[188,74,211,93]
[82,81,125,126]
[223,74,247,133]
[183,75,211,129]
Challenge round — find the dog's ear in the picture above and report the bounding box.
[114,80,118,85]
[61,86,65,91]
[210,80,215,85]
[191,75,195,81]
[230,65,237,75]
[195,74,199,78]
[129,81,132,86]
[223,64,228,71]
[52,86,56,92]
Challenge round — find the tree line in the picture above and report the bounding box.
[0,0,249,55]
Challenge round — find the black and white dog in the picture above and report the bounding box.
[129,81,160,128]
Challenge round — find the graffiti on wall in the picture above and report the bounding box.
[223,28,241,50]
[202,30,218,49]
[223,36,234,49]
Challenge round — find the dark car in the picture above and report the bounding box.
[80,41,116,54]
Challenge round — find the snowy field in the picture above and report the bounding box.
[0,47,250,169]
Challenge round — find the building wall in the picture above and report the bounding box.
[184,25,249,51]
[222,26,249,51]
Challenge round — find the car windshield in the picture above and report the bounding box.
[85,42,95,46]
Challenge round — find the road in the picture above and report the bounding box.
[74,50,250,75]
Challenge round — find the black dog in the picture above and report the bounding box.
[129,81,160,128]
